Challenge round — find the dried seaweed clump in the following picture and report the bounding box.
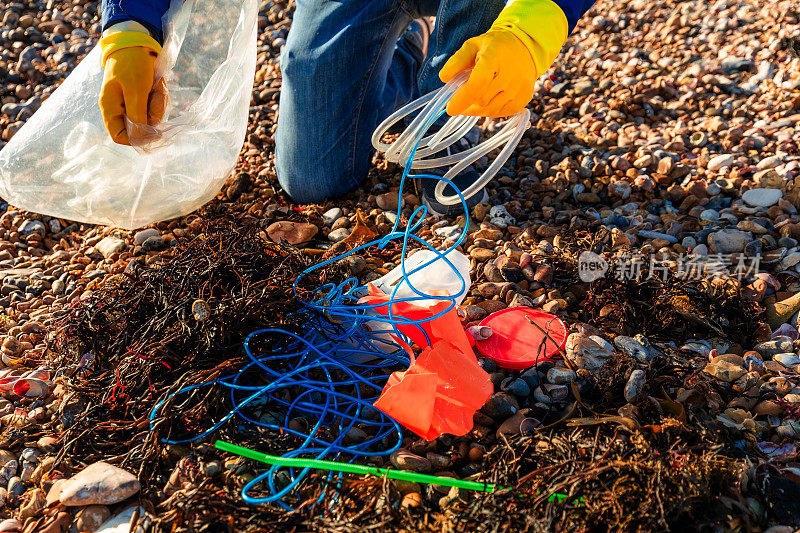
[52,219,345,502]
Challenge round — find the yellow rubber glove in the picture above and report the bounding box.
[99,31,164,145]
[439,0,569,117]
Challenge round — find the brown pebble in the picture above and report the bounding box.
[401,492,423,508]
[467,445,485,463]
[753,400,784,416]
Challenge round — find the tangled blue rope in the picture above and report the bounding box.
[149,98,478,508]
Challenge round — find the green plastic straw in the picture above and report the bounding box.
[216,440,500,491]
[215,440,579,504]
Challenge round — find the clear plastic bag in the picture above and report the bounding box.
[0,0,258,229]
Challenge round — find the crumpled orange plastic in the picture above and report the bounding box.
[361,284,492,440]
[374,340,493,440]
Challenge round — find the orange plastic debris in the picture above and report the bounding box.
[362,284,491,440]
[361,283,473,354]
[374,340,493,440]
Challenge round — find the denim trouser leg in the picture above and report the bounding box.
[275,0,504,204]
[276,0,421,203]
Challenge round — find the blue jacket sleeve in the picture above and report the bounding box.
[549,0,597,32]
[101,0,171,43]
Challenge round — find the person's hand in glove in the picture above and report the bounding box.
[99,28,165,145]
[439,0,569,117]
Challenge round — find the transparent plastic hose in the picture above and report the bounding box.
[371,70,531,206]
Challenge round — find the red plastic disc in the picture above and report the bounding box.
[474,307,567,369]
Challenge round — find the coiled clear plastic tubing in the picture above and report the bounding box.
[371,70,531,206]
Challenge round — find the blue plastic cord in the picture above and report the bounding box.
[149,100,480,509]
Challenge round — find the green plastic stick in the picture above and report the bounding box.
[216,440,499,491]
[215,440,580,504]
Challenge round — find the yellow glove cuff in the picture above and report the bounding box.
[491,0,569,75]
[100,31,162,68]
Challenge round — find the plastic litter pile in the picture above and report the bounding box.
[141,77,544,508]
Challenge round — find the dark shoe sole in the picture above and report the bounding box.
[420,184,488,217]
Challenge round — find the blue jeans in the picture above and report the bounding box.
[275,0,505,204]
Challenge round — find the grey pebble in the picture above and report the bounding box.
[754,336,794,358]
[133,228,160,245]
[519,367,541,389]
[501,377,530,397]
[18,220,45,237]
[51,279,65,295]
[328,228,350,242]
[637,230,677,243]
[624,370,646,402]
[533,384,568,404]
[322,208,343,226]
[613,336,651,362]
[141,236,166,252]
[481,393,518,420]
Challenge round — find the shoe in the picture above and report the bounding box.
[416,135,489,217]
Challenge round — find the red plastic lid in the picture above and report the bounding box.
[474,307,567,369]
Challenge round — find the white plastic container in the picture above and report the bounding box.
[371,248,471,306]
